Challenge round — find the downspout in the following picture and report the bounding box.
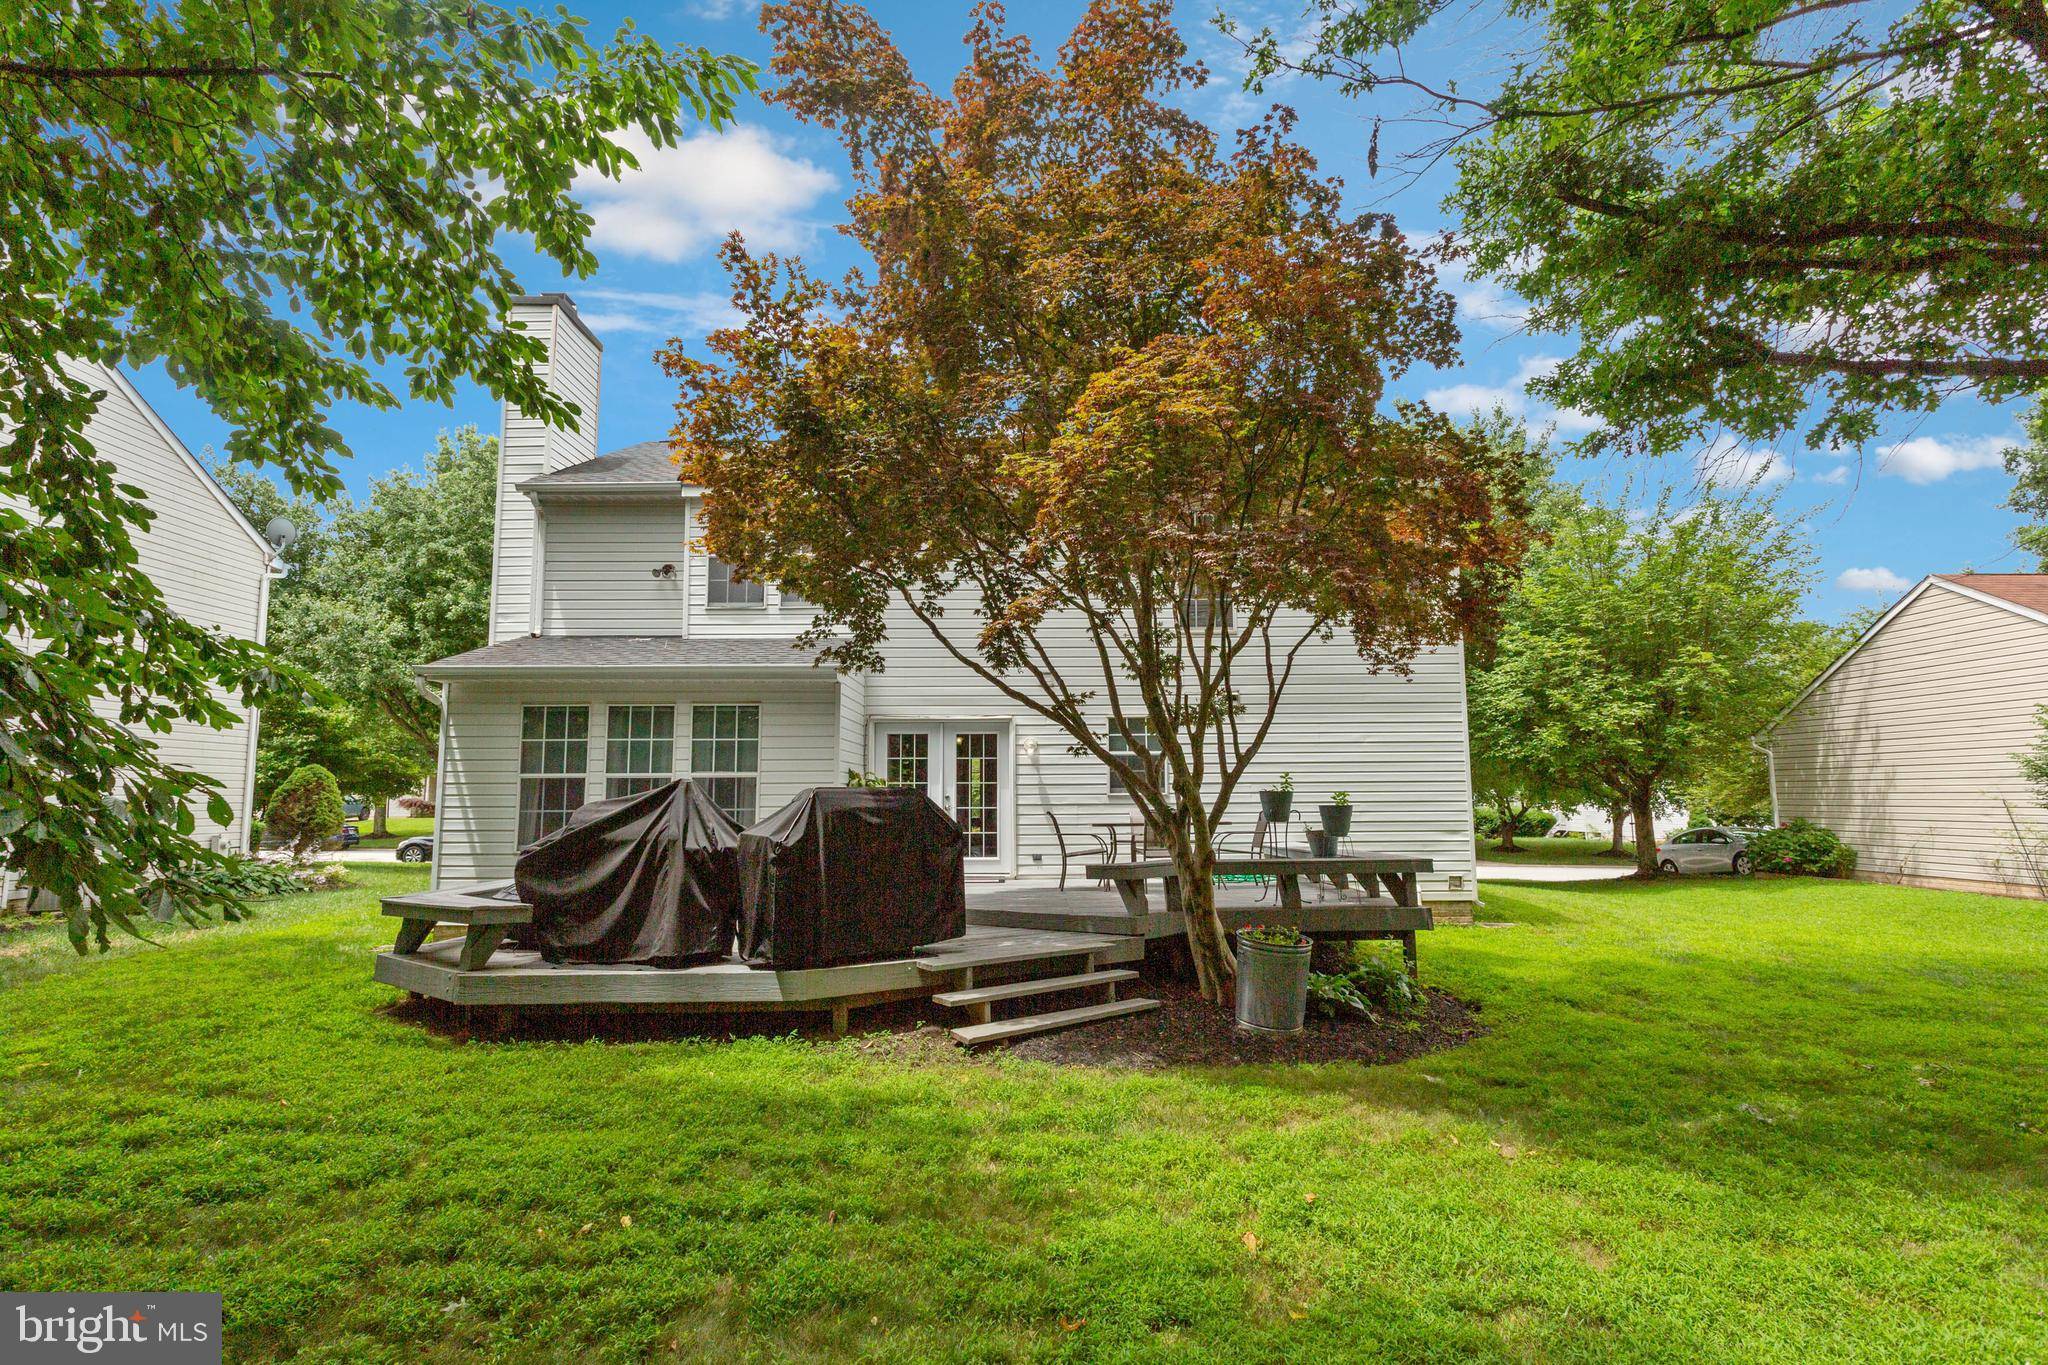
[240,557,279,853]
[1750,735,1780,826]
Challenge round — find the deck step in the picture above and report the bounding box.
[933,969,1138,1009]
[950,996,1161,1046]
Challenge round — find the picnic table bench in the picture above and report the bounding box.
[381,883,533,970]
[1083,855,1435,976]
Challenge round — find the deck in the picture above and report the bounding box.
[373,870,1430,1030]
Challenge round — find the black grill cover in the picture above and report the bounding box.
[737,787,967,969]
[512,779,742,967]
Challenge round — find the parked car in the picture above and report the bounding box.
[342,795,370,820]
[256,822,360,852]
[1656,826,1752,876]
[395,835,433,864]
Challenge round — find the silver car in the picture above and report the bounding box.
[1656,825,1754,876]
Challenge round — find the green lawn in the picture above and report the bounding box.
[1476,834,1638,865]
[5,867,2046,1361]
[353,815,433,850]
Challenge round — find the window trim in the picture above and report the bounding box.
[604,703,675,800]
[1105,718,1163,797]
[690,702,761,825]
[518,703,589,847]
[705,554,767,609]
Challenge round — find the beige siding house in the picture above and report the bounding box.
[1757,574,2048,896]
[2,362,276,902]
[423,296,1481,908]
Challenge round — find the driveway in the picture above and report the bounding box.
[1477,861,1634,883]
[315,848,399,864]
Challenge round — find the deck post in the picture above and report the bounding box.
[392,918,435,956]
[458,924,509,971]
[830,1002,850,1037]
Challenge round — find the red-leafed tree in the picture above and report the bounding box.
[663,0,1535,1001]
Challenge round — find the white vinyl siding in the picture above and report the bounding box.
[1766,582,2048,892]
[538,503,690,634]
[3,361,270,854]
[491,301,602,644]
[861,594,1479,901]
[434,677,840,885]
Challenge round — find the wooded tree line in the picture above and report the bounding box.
[211,431,497,836]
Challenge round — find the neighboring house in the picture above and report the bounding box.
[1756,573,2048,897]
[421,296,1480,907]
[2,361,276,877]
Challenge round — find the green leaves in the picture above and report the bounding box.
[3,0,755,948]
[1258,0,2048,456]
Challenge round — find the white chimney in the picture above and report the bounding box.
[489,294,602,644]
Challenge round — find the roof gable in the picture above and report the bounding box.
[87,362,275,560]
[1759,574,2048,738]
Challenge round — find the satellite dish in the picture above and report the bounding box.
[264,515,298,553]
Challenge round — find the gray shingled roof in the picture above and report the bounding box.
[517,441,688,491]
[420,635,827,676]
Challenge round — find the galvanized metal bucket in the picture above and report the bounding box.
[1234,930,1310,1035]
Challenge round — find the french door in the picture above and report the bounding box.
[873,723,1008,872]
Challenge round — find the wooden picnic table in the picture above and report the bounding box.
[1082,854,1436,976]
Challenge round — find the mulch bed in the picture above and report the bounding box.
[1002,975,1485,1069]
[388,965,1486,1069]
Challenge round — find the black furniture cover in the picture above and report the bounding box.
[512,779,742,967]
[738,787,967,969]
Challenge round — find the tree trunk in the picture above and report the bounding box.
[1608,803,1627,856]
[371,803,389,838]
[1169,834,1234,1003]
[1495,799,1522,853]
[1631,788,1659,877]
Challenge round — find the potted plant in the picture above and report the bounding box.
[1235,925,1312,1035]
[1259,771,1295,822]
[1318,790,1353,838]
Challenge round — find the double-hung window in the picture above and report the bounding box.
[605,705,675,798]
[1106,719,1163,796]
[519,705,588,846]
[706,556,765,607]
[692,704,760,824]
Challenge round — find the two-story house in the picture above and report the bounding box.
[3,361,275,907]
[421,295,1481,908]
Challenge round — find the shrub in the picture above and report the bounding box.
[266,764,344,861]
[1308,943,1423,1024]
[396,794,436,817]
[1747,820,1857,877]
[190,856,307,901]
[1239,924,1309,949]
[1474,807,1557,838]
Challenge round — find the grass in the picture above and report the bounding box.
[353,816,433,850]
[1476,834,1638,865]
[4,867,2047,1361]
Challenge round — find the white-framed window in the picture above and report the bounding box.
[1106,719,1163,796]
[777,583,817,614]
[692,703,760,824]
[883,730,930,788]
[706,556,765,607]
[605,704,675,799]
[519,704,589,846]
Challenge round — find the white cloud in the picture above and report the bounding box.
[1425,354,1557,416]
[1837,566,1912,594]
[576,288,741,339]
[1449,274,1532,332]
[1877,433,2010,485]
[575,127,835,264]
[682,0,746,17]
[1696,439,1791,486]
[1810,464,1852,486]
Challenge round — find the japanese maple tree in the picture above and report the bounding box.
[665,0,1534,1000]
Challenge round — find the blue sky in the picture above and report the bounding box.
[128,0,2032,622]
